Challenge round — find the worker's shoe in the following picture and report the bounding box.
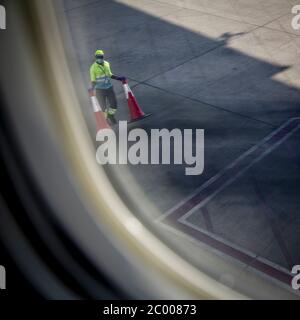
[107,108,117,125]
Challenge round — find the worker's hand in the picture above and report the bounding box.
[88,87,96,97]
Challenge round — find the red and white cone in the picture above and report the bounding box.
[88,89,111,132]
[122,80,152,123]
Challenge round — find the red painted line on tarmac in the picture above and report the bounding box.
[170,218,292,285]
[161,117,300,285]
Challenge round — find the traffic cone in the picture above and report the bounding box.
[88,89,111,132]
[122,80,152,123]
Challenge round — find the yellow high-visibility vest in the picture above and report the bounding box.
[90,61,113,89]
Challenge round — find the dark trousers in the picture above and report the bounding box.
[95,87,118,111]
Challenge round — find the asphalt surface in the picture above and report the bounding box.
[63,0,300,298]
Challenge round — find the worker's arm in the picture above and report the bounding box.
[111,74,126,82]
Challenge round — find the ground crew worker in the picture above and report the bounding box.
[90,49,126,124]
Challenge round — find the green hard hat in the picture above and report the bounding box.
[95,49,104,56]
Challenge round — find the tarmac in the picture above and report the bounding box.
[63,0,300,298]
